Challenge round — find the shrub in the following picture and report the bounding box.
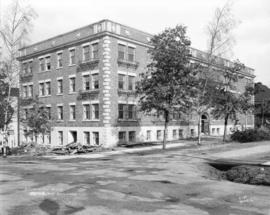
[231,127,270,143]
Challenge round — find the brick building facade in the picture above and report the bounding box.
[18,20,255,147]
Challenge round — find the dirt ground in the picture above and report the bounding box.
[1,142,270,215]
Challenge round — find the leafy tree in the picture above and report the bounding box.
[210,61,248,142]
[21,97,52,143]
[239,85,254,129]
[254,82,270,128]
[136,25,197,149]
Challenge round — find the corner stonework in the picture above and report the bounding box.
[101,36,117,147]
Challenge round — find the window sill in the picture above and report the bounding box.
[118,119,138,122]
[69,64,76,67]
[57,93,63,96]
[56,120,64,122]
[56,67,63,70]
[82,119,100,122]
[69,92,77,95]
[39,95,51,98]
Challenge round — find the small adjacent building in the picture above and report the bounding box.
[17,20,255,147]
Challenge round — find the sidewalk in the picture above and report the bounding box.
[211,143,270,159]
[44,142,188,160]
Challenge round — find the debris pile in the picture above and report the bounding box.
[6,142,104,156]
[14,142,51,156]
[50,142,103,155]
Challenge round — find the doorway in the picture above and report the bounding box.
[201,114,210,134]
[69,131,77,143]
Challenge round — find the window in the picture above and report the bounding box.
[45,82,51,95]
[84,132,90,145]
[23,129,28,142]
[92,74,99,89]
[22,63,27,74]
[28,62,33,73]
[190,129,195,137]
[69,77,76,93]
[118,104,124,119]
[118,44,125,60]
[179,129,183,139]
[217,128,220,135]
[118,104,136,120]
[92,104,99,119]
[146,130,151,141]
[173,111,180,120]
[24,109,29,119]
[128,46,135,62]
[23,86,28,98]
[57,79,63,94]
[70,105,76,120]
[39,83,45,96]
[41,134,45,144]
[157,130,162,140]
[83,45,90,62]
[58,131,63,145]
[173,130,177,139]
[128,76,135,91]
[69,49,75,65]
[128,131,136,142]
[57,53,63,68]
[212,128,215,135]
[83,75,90,91]
[28,85,33,97]
[39,58,45,72]
[93,132,99,145]
[118,74,125,90]
[57,106,63,120]
[45,56,51,71]
[128,105,135,119]
[46,107,51,119]
[118,131,126,143]
[47,132,51,144]
[83,104,90,120]
[92,43,98,59]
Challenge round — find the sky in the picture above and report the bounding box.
[2,0,270,86]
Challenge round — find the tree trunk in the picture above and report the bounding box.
[261,100,264,127]
[223,114,229,142]
[245,113,247,130]
[197,114,202,145]
[162,111,169,150]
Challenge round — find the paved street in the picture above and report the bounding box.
[1,145,270,215]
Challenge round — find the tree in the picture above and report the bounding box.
[0,0,37,148]
[136,25,198,149]
[194,1,238,145]
[210,61,247,142]
[254,82,270,128]
[21,97,52,143]
[0,79,14,130]
[239,85,254,129]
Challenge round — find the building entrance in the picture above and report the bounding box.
[201,114,210,134]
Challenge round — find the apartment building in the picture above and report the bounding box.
[18,20,255,147]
